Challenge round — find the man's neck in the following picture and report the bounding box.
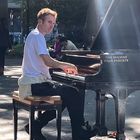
[36,25,45,36]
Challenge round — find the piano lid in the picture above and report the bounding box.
[84,0,140,51]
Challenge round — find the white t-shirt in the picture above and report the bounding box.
[18,28,51,98]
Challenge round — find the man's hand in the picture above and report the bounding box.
[40,54,78,74]
[62,63,78,75]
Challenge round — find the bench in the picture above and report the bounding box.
[12,91,62,140]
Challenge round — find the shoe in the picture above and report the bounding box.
[79,121,98,140]
[24,120,46,140]
[72,121,98,140]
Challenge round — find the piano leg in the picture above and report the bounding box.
[95,90,108,136]
[79,88,86,118]
[114,89,130,140]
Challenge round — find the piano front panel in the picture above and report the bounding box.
[51,71,86,90]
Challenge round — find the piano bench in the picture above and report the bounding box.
[12,91,62,140]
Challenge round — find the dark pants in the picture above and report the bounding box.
[31,80,85,140]
[0,47,7,75]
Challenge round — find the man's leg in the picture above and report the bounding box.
[55,84,96,140]
[57,85,87,140]
[24,82,59,139]
[31,81,91,140]
[31,81,66,126]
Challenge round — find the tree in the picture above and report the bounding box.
[48,0,89,44]
[10,0,89,44]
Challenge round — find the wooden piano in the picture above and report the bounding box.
[51,0,140,140]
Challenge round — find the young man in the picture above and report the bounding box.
[18,8,95,140]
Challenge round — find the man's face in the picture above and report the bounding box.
[41,14,56,34]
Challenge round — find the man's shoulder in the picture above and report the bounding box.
[30,28,40,36]
[27,29,42,40]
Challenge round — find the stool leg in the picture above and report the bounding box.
[29,109,35,140]
[56,105,62,140]
[13,100,18,140]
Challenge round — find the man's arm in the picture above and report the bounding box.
[40,54,78,74]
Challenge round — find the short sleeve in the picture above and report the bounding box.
[34,34,49,55]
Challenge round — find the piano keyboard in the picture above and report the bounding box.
[52,71,85,81]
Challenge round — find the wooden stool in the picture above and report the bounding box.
[12,91,62,140]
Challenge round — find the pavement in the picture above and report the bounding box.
[0,58,140,140]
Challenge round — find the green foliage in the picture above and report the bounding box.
[12,0,89,43]
[7,44,24,57]
[48,0,89,43]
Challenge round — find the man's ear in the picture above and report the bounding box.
[38,19,42,24]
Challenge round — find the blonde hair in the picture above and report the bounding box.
[37,8,57,20]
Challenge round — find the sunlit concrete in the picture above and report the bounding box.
[5,66,22,76]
